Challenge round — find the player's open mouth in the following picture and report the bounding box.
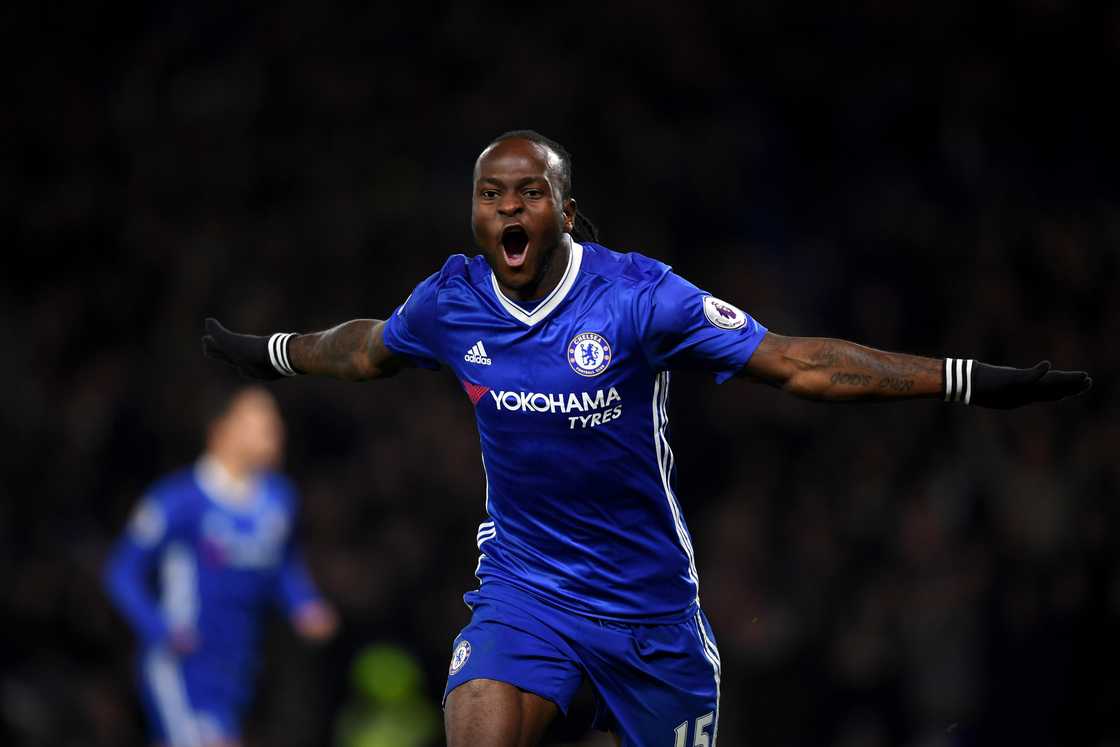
[500,225,530,268]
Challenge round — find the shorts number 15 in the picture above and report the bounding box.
[673,711,715,747]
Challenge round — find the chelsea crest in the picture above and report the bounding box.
[449,640,471,675]
[568,332,612,377]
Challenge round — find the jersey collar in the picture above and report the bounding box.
[489,235,583,327]
[194,456,261,512]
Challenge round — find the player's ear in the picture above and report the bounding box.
[562,197,577,233]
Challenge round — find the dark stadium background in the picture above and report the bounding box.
[4,2,1118,745]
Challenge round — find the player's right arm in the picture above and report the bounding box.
[202,318,407,381]
[290,320,403,380]
[203,271,445,381]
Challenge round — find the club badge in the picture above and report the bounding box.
[568,332,613,377]
[449,640,471,675]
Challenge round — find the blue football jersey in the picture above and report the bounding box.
[383,239,767,622]
[104,458,320,704]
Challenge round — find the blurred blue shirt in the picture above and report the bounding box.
[104,457,320,706]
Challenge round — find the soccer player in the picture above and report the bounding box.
[104,386,338,747]
[201,132,1090,747]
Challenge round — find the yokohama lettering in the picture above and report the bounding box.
[489,387,621,414]
[488,387,624,430]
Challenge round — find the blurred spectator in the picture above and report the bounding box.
[102,386,337,746]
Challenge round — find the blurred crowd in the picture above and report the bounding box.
[4,2,1118,745]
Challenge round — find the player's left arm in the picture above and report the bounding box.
[277,546,338,643]
[273,489,338,642]
[740,333,1091,408]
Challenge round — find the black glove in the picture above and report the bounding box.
[201,318,299,380]
[943,358,1091,409]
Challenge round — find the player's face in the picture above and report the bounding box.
[472,139,576,299]
[226,389,285,471]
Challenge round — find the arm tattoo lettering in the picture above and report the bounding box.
[784,338,940,400]
[830,372,872,387]
[813,342,930,376]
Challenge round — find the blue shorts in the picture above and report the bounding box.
[138,648,240,746]
[443,581,722,746]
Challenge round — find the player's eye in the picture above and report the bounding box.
[523,189,543,199]
[480,189,499,200]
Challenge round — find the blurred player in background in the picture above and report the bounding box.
[201,132,1090,746]
[104,386,338,747]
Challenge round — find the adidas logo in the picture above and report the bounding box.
[464,340,492,366]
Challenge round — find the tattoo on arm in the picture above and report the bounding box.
[749,335,942,401]
[878,376,914,392]
[288,319,403,381]
[830,372,872,387]
[812,341,936,399]
[812,341,932,376]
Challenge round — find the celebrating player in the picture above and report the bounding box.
[201,131,1090,746]
[104,386,337,747]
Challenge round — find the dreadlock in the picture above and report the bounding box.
[487,130,600,244]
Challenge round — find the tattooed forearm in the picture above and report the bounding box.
[807,339,938,399]
[745,334,943,401]
[288,319,401,380]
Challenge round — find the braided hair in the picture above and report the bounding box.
[486,130,600,244]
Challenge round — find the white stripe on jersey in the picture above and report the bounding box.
[160,542,198,631]
[471,553,487,604]
[145,649,202,747]
[481,454,491,514]
[695,612,722,746]
[652,371,700,597]
[658,373,698,565]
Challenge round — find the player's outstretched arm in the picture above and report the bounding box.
[202,318,408,381]
[741,333,1091,408]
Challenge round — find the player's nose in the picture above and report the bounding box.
[497,193,523,216]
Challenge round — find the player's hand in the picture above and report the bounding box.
[202,318,295,380]
[966,360,1091,409]
[292,601,338,643]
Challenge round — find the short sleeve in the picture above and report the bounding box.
[126,495,168,548]
[636,270,768,383]
[381,272,443,370]
[123,479,194,549]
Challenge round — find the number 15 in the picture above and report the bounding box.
[673,711,714,747]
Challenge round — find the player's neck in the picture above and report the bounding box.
[498,235,571,303]
[201,452,255,500]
